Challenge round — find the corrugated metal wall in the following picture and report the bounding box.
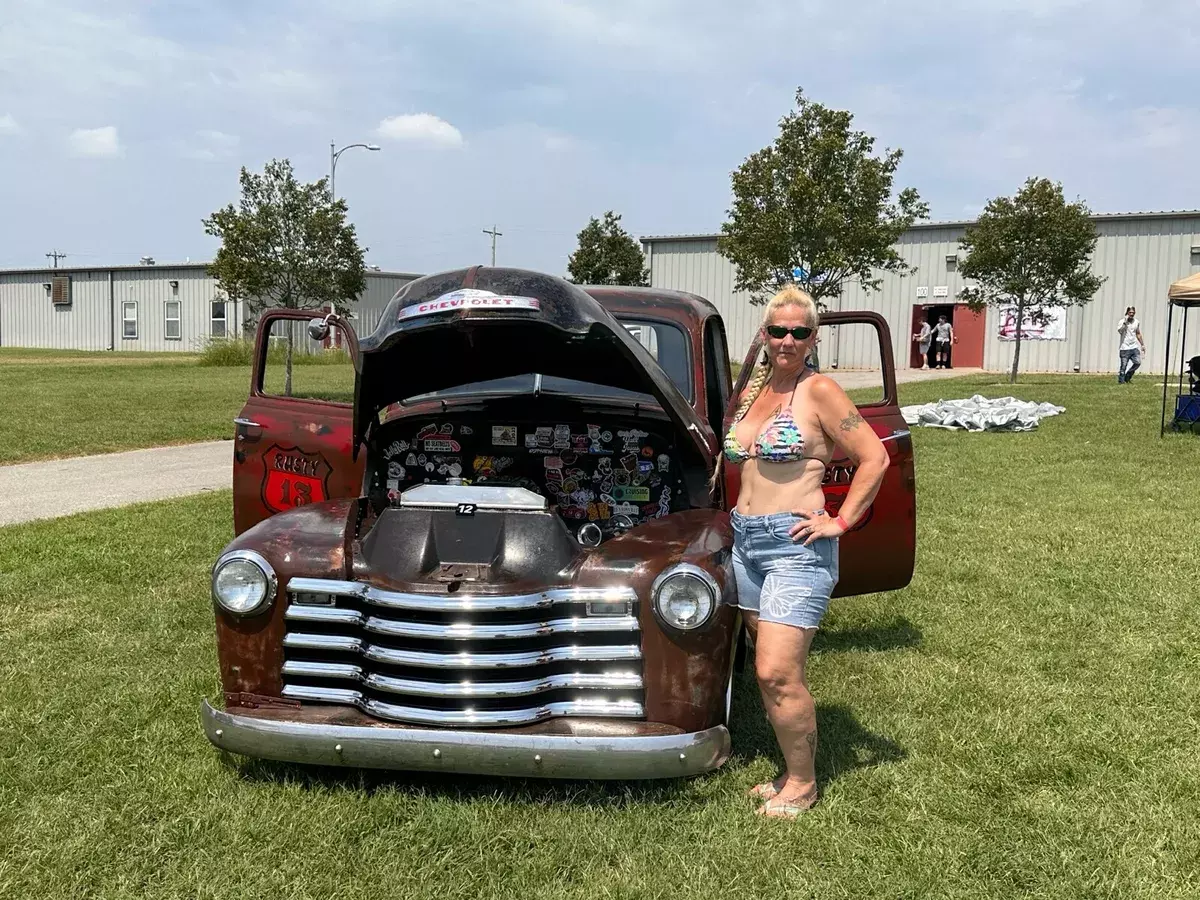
[0,271,115,351]
[646,214,1200,374]
[109,268,231,352]
[352,274,416,337]
[0,267,417,352]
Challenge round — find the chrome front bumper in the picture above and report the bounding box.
[201,700,731,780]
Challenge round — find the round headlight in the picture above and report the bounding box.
[212,551,277,616]
[652,564,718,631]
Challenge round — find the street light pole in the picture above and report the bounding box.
[329,140,381,200]
[327,141,381,320]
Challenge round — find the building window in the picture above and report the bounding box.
[165,300,181,340]
[122,301,138,340]
[946,255,958,272]
[211,300,228,337]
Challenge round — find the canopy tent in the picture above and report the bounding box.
[1161,272,1200,434]
[1167,271,1200,307]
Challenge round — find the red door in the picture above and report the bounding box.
[951,304,986,368]
[724,311,916,597]
[231,309,365,535]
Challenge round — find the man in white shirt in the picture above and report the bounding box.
[1117,306,1145,384]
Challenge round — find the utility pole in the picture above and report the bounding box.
[45,249,67,268]
[482,225,502,266]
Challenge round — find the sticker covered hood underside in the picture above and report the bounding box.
[353,267,712,468]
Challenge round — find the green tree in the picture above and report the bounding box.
[202,158,367,395]
[717,87,928,309]
[566,211,649,285]
[958,177,1104,384]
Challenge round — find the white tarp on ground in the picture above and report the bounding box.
[901,394,1065,432]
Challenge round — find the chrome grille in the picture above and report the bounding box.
[280,578,644,727]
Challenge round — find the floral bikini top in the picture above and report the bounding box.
[723,376,820,464]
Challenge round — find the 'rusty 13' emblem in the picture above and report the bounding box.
[262,445,332,513]
[822,461,873,532]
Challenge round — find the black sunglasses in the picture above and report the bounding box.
[765,324,814,340]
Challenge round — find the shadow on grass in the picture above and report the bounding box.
[228,751,712,807]
[811,616,923,655]
[727,670,906,791]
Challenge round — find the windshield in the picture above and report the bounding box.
[399,318,692,405]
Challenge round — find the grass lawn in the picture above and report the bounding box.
[0,348,199,364]
[0,352,353,464]
[2,373,1197,897]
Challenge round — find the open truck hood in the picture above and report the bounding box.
[353,267,715,475]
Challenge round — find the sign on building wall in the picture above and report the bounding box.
[997,305,1067,341]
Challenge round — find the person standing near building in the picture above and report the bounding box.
[913,319,932,369]
[933,314,955,369]
[1117,306,1145,383]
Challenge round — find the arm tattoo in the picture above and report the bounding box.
[839,412,865,432]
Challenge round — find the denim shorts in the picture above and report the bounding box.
[730,509,840,630]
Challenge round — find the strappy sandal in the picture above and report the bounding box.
[755,791,820,818]
[746,776,787,800]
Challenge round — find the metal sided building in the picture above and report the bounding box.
[642,210,1200,374]
[0,263,420,352]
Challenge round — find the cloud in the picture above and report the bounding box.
[181,129,240,160]
[376,113,464,147]
[0,113,21,135]
[68,125,121,157]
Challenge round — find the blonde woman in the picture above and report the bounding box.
[723,285,890,817]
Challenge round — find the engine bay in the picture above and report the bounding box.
[367,409,686,541]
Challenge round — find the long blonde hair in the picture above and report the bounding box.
[730,285,818,426]
[709,285,818,499]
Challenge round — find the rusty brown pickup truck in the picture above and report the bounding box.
[201,266,915,779]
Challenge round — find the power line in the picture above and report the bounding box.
[45,249,68,268]
[482,225,503,266]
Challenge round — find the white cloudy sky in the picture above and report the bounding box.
[2,0,1199,274]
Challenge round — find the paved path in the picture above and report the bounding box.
[0,367,984,528]
[0,441,231,527]
[827,366,983,390]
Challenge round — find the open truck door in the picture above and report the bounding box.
[231,310,365,535]
[724,310,915,597]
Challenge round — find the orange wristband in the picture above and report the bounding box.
[834,514,850,531]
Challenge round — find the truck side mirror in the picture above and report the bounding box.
[308,317,331,342]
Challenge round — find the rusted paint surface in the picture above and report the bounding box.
[224,691,301,709]
[577,509,737,733]
[215,499,356,702]
[232,403,362,535]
